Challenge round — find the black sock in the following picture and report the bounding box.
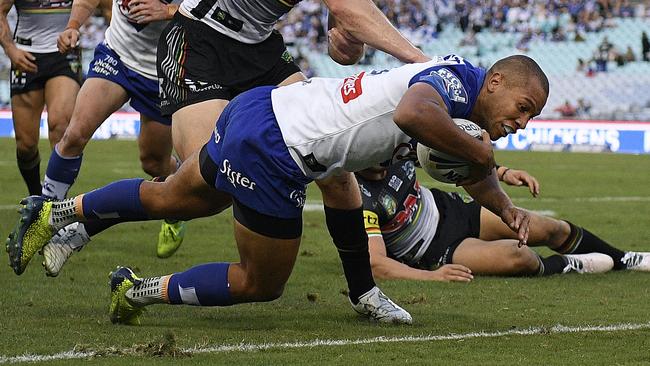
[559,221,625,270]
[324,206,375,302]
[17,151,41,196]
[538,255,569,276]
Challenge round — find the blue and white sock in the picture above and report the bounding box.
[166,263,233,306]
[43,146,82,199]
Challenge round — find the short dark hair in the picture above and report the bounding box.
[487,55,549,95]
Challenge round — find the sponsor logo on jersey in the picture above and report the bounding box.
[388,175,403,191]
[401,160,416,180]
[184,79,223,93]
[219,159,256,190]
[341,71,365,103]
[289,189,306,208]
[432,68,468,104]
[213,126,221,144]
[380,193,397,216]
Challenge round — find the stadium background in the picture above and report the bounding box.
[1,1,650,363]
[1,0,650,154]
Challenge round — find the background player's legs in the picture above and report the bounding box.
[137,115,176,177]
[11,89,45,195]
[43,75,79,150]
[43,78,128,199]
[478,207,626,268]
[171,100,229,162]
[452,238,542,275]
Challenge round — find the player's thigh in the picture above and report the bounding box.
[58,78,129,154]
[43,75,80,145]
[452,238,539,275]
[171,99,229,161]
[11,90,45,152]
[138,115,173,166]
[479,207,567,247]
[140,149,232,219]
[315,172,362,209]
[228,219,301,300]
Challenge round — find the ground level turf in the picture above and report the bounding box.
[1,138,649,364]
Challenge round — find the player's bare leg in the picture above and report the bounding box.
[171,100,228,162]
[11,89,46,195]
[43,75,79,149]
[451,238,542,275]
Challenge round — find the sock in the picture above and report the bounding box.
[43,146,82,199]
[536,254,569,276]
[126,275,171,306]
[50,199,79,231]
[557,221,625,270]
[17,151,41,196]
[324,206,376,302]
[81,178,149,221]
[166,263,233,306]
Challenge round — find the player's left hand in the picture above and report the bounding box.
[502,169,540,197]
[328,27,365,65]
[129,0,171,23]
[499,206,530,247]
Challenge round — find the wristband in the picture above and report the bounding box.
[500,168,511,181]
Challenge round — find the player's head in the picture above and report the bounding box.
[472,55,549,140]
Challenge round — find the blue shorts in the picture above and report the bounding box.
[87,43,171,125]
[204,86,310,219]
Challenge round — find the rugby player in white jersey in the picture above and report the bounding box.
[355,161,650,282]
[0,0,81,196]
[38,0,187,266]
[7,54,549,325]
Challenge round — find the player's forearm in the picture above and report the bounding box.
[66,0,100,30]
[371,257,436,281]
[464,172,514,215]
[166,4,178,19]
[0,16,15,51]
[324,0,427,63]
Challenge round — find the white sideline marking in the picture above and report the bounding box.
[1,322,649,363]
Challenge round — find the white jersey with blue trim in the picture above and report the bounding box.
[104,0,181,79]
[13,0,72,53]
[270,55,486,180]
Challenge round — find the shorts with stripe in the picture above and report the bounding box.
[157,12,301,116]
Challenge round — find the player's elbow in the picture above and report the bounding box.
[393,103,422,133]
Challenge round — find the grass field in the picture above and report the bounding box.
[1,137,650,365]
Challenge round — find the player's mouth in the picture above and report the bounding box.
[502,124,515,136]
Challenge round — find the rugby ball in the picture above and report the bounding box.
[416,119,483,184]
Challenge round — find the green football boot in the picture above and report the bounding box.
[156,220,186,258]
[6,196,55,275]
[109,266,146,325]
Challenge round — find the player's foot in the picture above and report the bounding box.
[109,266,145,325]
[620,252,650,271]
[6,196,55,275]
[156,220,186,258]
[351,286,412,324]
[41,222,90,277]
[563,253,614,274]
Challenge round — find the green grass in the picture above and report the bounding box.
[1,138,650,364]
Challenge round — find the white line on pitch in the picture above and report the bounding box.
[1,322,649,363]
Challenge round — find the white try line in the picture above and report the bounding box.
[1,321,649,363]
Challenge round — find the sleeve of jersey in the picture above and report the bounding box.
[409,73,453,113]
[363,210,383,237]
[407,66,473,118]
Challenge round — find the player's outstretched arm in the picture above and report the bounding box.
[0,0,37,73]
[394,83,495,183]
[369,236,473,282]
[498,165,540,197]
[129,0,178,24]
[324,0,428,64]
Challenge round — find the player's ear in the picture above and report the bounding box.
[486,72,503,92]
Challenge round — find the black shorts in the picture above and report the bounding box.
[10,49,82,97]
[417,189,482,269]
[157,13,301,116]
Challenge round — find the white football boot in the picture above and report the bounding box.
[620,252,650,271]
[41,222,90,277]
[351,286,412,324]
[562,253,614,274]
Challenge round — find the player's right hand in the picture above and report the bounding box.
[7,47,37,73]
[458,131,495,186]
[429,264,474,282]
[57,28,80,54]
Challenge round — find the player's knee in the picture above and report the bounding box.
[240,281,285,302]
[509,247,539,274]
[139,155,168,178]
[47,115,69,142]
[15,140,38,158]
